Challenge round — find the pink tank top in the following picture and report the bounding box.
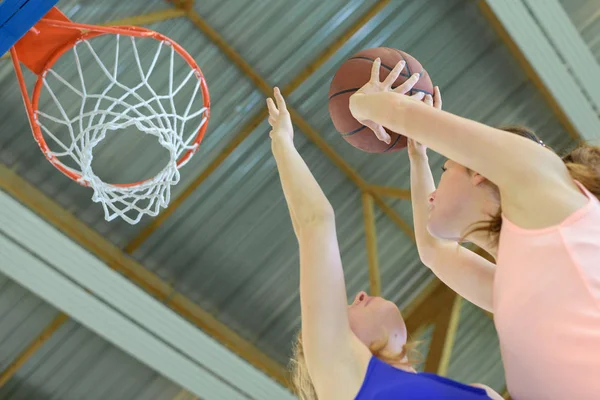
[494,181,600,400]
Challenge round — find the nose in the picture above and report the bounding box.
[428,190,436,204]
[353,291,368,305]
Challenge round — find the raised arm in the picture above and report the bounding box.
[349,89,565,191]
[407,92,495,312]
[349,58,580,229]
[268,89,368,398]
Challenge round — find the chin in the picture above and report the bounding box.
[426,219,445,239]
[427,219,460,242]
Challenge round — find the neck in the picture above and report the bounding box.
[464,188,500,261]
[467,231,498,261]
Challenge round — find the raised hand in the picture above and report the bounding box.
[351,58,426,144]
[267,87,294,141]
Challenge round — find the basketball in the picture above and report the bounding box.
[328,48,434,153]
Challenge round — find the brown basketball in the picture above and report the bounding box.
[328,47,434,153]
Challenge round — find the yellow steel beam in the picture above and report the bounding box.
[185,12,270,94]
[136,3,489,390]
[371,195,415,240]
[478,1,580,141]
[0,1,402,391]
[0,9,186,61]
[125,110,267,253]
[284,0,392,93]
[0,0,479,391]
[126,0,393,253]
[362,193,381,296]
[0,312,68,387]
[0,164,289,388]
[0,159,447,389]
[102,8,186,27]
[368,185,411,200]
[404,279,455,336]
[402,278,442,324]
[169,0,195,12]
[172,389,199,400]
[182,9,374,188]
[424,295,462,376]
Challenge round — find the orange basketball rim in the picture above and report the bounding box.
[9,7,211,224]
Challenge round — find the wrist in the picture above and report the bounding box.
[408,152,428,163]
[271,133,294,148]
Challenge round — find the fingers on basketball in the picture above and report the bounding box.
[411,91,426,101]
[393,72,421,94]
[365,121,391,144]
[424,94,434,107]
[382,60,406,87]
[433,86,442,109]
[370,58,381,82]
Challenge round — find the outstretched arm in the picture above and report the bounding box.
[349,59,582,228]
[268,89,368,398]
[350,89,564,191]
[408,92,495,312]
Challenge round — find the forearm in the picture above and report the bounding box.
[271,136,334,227]
[409,155,442,262]
[349,92,550,188]
[274,144,352,379]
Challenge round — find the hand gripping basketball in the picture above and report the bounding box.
[351,58,426,145]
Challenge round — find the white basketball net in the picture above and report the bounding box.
[34,34,208,225]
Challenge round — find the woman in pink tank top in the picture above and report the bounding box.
[348,58,600,399]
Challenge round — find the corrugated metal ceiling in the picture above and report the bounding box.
[0,272,183,400]
[1,0,596,395]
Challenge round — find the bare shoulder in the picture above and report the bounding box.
[501,151,590,229]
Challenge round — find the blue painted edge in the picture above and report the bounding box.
[0,0,60,57]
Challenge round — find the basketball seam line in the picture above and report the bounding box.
[341,125,367,137]
[396,51,411,76]
[341,125,402,152]
[384,134,403,152]
[351,53,431,84]
[329,86,433,102]
[333,51,430,150]
[347,56,412,78]
[329,88,361,100]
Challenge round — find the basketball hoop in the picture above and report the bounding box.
[9,8,210,224]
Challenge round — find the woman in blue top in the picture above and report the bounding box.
[267,84,503,400]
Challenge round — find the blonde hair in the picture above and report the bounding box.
[289,332,420,400]
[463,126,600,246]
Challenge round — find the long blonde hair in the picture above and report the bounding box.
[463,126,600,246]
[289,332,420,400]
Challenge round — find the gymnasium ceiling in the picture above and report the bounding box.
[0,0,598,399]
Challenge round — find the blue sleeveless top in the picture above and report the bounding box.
[355,357,491,399]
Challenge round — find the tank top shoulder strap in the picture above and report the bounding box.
[573,180,599,204]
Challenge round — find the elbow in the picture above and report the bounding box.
[415,240,440,268]
[297,205,335,228]
[417,247,435,269]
